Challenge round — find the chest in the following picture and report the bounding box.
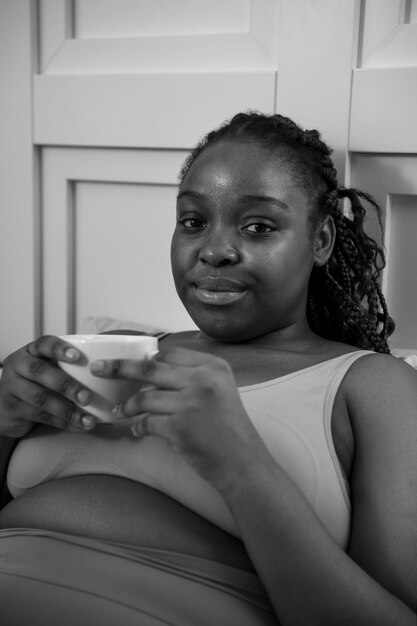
[162,335,355,479]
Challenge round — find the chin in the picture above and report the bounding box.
[192,317,263,344]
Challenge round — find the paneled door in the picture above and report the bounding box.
[349,0,417,350]
[34,0,279,339]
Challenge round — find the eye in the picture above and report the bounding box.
[179,217,205,229]
[243,222,273,234]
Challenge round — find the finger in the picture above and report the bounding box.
[27,335,83,364]
[15,354,92,406]
[90,355,186,390]
[7,379,96,431]
[131,413,172,439]
[117,388,179,418]
[4,394,96,432]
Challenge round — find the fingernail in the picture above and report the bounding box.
[76,389,91,405]
[65,347,79,361]
[81,415,95,430]
[91,360,104,374]
[131,422,141,437]
[112,403,123,417]
[145,349,159,361]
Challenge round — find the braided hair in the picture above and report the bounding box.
[179,112,394,353]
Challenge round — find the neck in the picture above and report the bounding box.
[195,322,324,353]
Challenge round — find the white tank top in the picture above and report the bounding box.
[7,350,373,547]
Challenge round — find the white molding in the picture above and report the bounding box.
[39,0,74,71]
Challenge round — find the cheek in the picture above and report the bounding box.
[170,237,194,284]
[261,242,314,287]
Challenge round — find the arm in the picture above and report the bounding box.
[221,355,416,625]
[92,348,416,625]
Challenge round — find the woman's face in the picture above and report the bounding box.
[171,140,320,342]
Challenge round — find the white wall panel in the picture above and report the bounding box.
[350,154,417,350]
[0,0,38,359]
[276,0,359,180]
[41,147,195,336]
[359,0,417,67]
[35,0,278,149]
[384,194,417,349]
[75,0,251,38]
[349,68,417,152]
[75,182,188,333]
[34,72,275,149]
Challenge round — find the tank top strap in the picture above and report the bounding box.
[322,350,375,506]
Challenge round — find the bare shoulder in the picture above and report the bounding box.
[342,351,417,416]
[342,352,417,610]
[343,351,417,484]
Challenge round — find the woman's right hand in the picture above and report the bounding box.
[0,335,96,438]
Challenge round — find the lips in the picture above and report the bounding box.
[192,276,247,306]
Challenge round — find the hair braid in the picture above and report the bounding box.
[179,111,395,353]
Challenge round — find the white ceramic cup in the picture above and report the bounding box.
[59,334,158,422]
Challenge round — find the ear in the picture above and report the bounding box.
[313,215,336,267]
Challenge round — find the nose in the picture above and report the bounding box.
[198,231,240,267]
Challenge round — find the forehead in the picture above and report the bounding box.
[180,140,308,208]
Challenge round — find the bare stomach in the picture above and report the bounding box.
[0,474,254,572]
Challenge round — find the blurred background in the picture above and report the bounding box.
[1,0,416,360]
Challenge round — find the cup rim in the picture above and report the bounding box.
[60,334,157,344]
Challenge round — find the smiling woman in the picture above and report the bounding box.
[172,138,333,343]
[0,112,415,626]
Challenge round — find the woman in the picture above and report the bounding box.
[0,113,415,625]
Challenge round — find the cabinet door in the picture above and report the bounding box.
[349,0,417,349]
[34,0,279,336]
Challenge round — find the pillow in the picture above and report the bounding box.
[391,349,417,369]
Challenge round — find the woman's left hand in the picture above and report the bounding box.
[90,347,266,493]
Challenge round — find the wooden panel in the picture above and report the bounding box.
[39,0,73,71]
[276,0,359,180]
[384,194,417,349]
[349,68,417,152]
[352,0,417,150]
[75,0,251,37]
[359,0,417,67]
[0,0,38,360]
[74,182,184,333]
[39,34,276,74]
[360,24,417,67]
[34,72,275,148]
[350,154,417,350]
[34,0,279,149]
[41,147,195,336]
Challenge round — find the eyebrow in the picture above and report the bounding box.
[177,190,290,211]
